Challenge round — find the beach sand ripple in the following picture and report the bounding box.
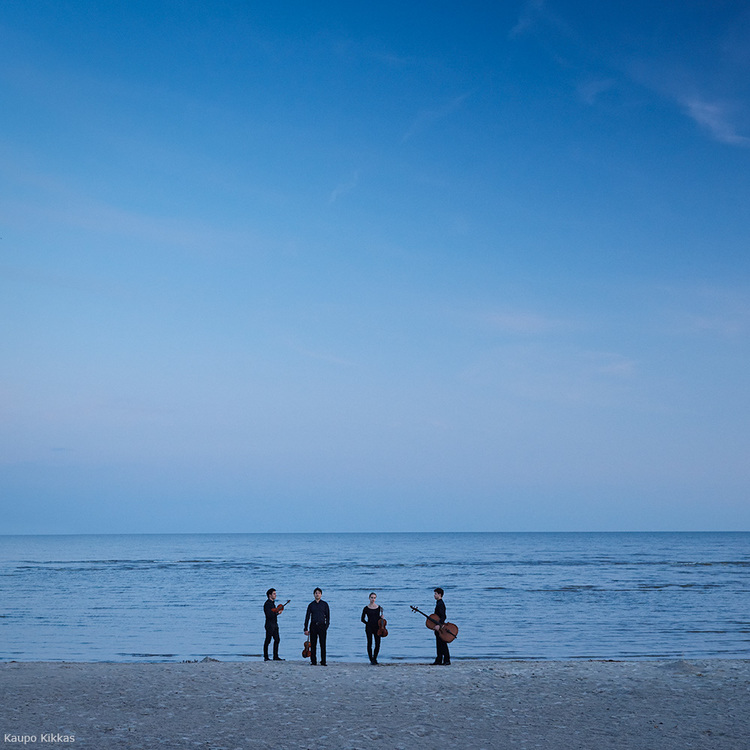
[1,660,748,749]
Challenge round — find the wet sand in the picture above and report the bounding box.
[1,659,747,749]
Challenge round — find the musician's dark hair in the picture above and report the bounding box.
[314,587,323,595]
[434,587,444,596]
[369,592,377,598]
[266,588,275,598]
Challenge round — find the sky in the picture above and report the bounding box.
[1,1,749,533]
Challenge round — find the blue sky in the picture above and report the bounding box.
[2,1,749,533]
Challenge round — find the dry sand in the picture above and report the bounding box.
[1,659,748,749]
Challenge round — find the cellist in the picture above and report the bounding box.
[432,588,451,665]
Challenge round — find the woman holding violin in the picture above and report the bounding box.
[361,592,387,665]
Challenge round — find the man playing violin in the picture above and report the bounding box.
[263,588,285,661]
[433,587,451,665]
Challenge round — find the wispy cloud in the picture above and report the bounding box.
[577,77,615,105]
[329,171,360,204]
[296,347,356,368]
[401,91,473,143]
[592,352,636,378]
[681,97,750,146]
[678,301,749,337]
[483,311,570,335]
[509,0,548,38]
[0,155,265,255]
[510,2,750,148]
[459,342,638,410]
[660,283,750,338]
[684,314,745,337]
[5,193,258,252]
[509,0,575,43]
[0,260,106,295]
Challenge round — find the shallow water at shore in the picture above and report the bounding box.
[1,532,749,662]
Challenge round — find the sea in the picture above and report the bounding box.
[1,532,748,663]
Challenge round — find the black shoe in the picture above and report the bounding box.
[372,659,379,665]
[320,661,327,666]
[432,659,442,665]
[442,661,451,665]
[310,661,317,666]
[264,657,270,661]
[273,657,285,661]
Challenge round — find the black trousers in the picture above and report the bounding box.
[310,623,327,664]
[366,629,381,661]
[435,632,450,663]
[263,624,280,659]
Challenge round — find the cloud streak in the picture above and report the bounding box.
[401,91,473,143]
[509,2,750,148]
[483,311,570,336]
[681,97,750,146]
[329,171,360,204]
[509,0,556,38]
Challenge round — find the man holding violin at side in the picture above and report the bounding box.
[304,587,330,666]
[263,588,287,661]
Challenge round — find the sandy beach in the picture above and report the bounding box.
[1,659,747,749]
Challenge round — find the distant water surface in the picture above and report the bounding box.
[1,532,748,662]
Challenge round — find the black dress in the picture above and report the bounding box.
[361,605,383,663]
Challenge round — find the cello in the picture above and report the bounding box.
[410,605,459,643]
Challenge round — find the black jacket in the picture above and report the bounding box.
[304,599,330,629]
[264,599,278,627]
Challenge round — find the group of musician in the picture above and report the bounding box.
[263,587,452,666]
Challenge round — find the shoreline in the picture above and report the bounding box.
[2,654,750,663]
[2,659,748,748]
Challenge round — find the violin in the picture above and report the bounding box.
[377,616,388,638]
[410,605,459,643]
[302,635,312,658]
[271,599,290,614]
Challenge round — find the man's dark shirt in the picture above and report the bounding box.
[434,598,446,624]
[304,599,330,630]
[264,599,278,628]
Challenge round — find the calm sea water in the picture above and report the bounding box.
[1,532,748,662]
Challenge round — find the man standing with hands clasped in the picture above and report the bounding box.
[304,587,330,666]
